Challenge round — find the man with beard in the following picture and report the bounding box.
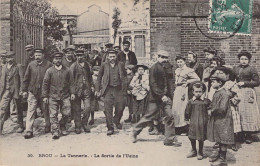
[132,50,181,147]
[23,49,52,139]
[70,49,94,134]
[96,50,127,135]
[42,52,72,139]
[62,45,75,68]
[25,45,35,68]
[117,41,137,66]
[0,52,24,134]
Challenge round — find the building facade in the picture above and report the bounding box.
[73,5,110,50]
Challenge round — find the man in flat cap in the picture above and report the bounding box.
[69,49,94,134]
[22,48,52,139]
[89,50,102,66]
[114,46,121,55]
[101,43,114,64]
[96,50,127,135]
[0,52,24,134]
[62,45,75,68]
[117,41,137,66]
[42,52,72,139]
[132,50,181,147]
[25,44,35,69]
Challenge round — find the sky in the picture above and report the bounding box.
[51,0,111,15]
[50,0,136,16]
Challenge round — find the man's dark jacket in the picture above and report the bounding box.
[148,62,169,102]
[0,63,23,99]
[117,51,137,65]
[69,61,93,97]
[22,60,52,97]
[96,61,127,96]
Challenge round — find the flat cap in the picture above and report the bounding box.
[25,44,34,51]
[75,49,84,55]
[34,48,44,53]
[157,50,169,57]
[6,51,15,58]
[52,52,64,58]
[92,66,100,71]
[105,43,114,48]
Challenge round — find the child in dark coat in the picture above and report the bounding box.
[207,67,235,165]
[185,81,211,160]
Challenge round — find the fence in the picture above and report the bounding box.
[12,3,44,66]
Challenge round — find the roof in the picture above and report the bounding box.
[58,5,77,16]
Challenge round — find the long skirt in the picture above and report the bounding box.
[172,86,188,127]
[238,87,260,132]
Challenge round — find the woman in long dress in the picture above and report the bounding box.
[172,55,200,134]
[233,50,260,144]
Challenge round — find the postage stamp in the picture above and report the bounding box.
[209,0,253,35]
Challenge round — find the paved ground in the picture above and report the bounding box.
[0,110,260,166]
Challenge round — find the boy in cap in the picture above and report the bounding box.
[23,48,52,139]
[42,52,72,139]
[207,67,235,165]
[117,41,137,66]
[70,49,94,134]
[0,52,24,134]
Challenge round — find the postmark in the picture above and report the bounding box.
[209,0,253,35]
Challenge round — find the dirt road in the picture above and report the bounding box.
[0,111,259,166]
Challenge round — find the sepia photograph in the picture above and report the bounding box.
[0,0,260,166]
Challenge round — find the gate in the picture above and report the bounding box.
[12,2,44,66]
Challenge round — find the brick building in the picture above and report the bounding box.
[150,0,260,104]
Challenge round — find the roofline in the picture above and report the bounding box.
[78,4,109,16]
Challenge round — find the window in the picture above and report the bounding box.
[134,35,145,57]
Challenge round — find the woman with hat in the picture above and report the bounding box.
[172,55,200,135]
[233,50,260,144]
[129,64,149,123]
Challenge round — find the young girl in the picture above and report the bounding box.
[185,81,211,160]
[130,64,149,123]
[233,50,260,144]
[207,67,235,165]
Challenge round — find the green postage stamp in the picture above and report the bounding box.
[209,0,253,35]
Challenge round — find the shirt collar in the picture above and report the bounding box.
[66,57,72,62]
[37,60,43,65]
[78,62,85,67]
[192,96,205,101]
[123,50,129,55]
[7,63,13,69]
[54,65,62,71]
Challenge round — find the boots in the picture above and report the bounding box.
[124,114,132,123]
[209,149,220,162]
[131,115,136,123]
[211,150,227,165]
[149,126,159,135]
